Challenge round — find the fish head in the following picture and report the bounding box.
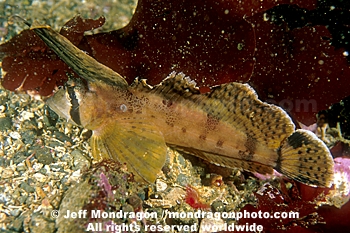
[46,78,125,131]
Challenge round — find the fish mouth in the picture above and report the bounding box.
[46,88,76,125]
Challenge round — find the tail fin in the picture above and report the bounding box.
[276,129,334,187]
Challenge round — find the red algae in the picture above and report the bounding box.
[1,0,350,126]
[0,16,105,95]
[249,19,350,125]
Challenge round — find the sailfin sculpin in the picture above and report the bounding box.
[30,23,334,186]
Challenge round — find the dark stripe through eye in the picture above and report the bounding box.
[67,86,81,125]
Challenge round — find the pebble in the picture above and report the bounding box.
[176,173,189,186]
[22,119,38,129]
[19,195,28,204]
[39,167,48,175]
[16,165,27,173]
[35,147,54,165]
[9,131,21,140]
[33,173,48,183]
[0,157,11,166]
[0,192,12,203]
[0,213,8,228]
[53,131,73,144]
[20,111,34,121]
[1,167,14,179]
[127,194,143,210]
[10,209,22,217]
[50,164,65,172]
[47,140,63,148]
[0,90,8,105]
[177,153,187,167]
[21,129,38,145]
[56,180,93,233]
[8,215,24,232]
[12,189,21,200]
[20,182,35,193]
[0,117,12,131]
[43,108,58,127]
[71,149,91,171]
[156,179,168,192]
[13,151,27,164]
[211,200,226,212]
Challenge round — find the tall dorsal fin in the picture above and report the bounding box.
[199,82,296,150]
[30,23,128,88]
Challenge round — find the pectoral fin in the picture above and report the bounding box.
[91,120,167,183]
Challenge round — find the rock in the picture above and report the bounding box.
[10,209,22,217]
[56,180,92,233]
[21,130,37,145]
[43,107,59,127]
[8,215,24,232]
[35,147,54,165]
[33,173,47,183]
[71,149,91,171]
[39,168,47,175]
[29,213,55,233]
[0,157,11,166]
[16,165,27,173]
[53,131,73,144]
[20,182,35,193]
[0,117,12,131]
[1,167,14,179]
[19,195,28,204]
[211,200,225,212]
[176,173,189,186]
[13,151,27,164]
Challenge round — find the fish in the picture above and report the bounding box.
[28,23,334,187]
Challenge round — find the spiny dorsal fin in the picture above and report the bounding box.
[30,23,128,88]
[151,72,200,98]
[130,78,153,91]
[90,119,167,183]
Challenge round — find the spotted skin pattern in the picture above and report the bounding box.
[31,25,334,186]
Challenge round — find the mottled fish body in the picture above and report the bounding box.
[31,24,334,186]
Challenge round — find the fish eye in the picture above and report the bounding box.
[120,104,128,112]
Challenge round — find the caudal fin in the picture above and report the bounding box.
[275,129,334,187]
